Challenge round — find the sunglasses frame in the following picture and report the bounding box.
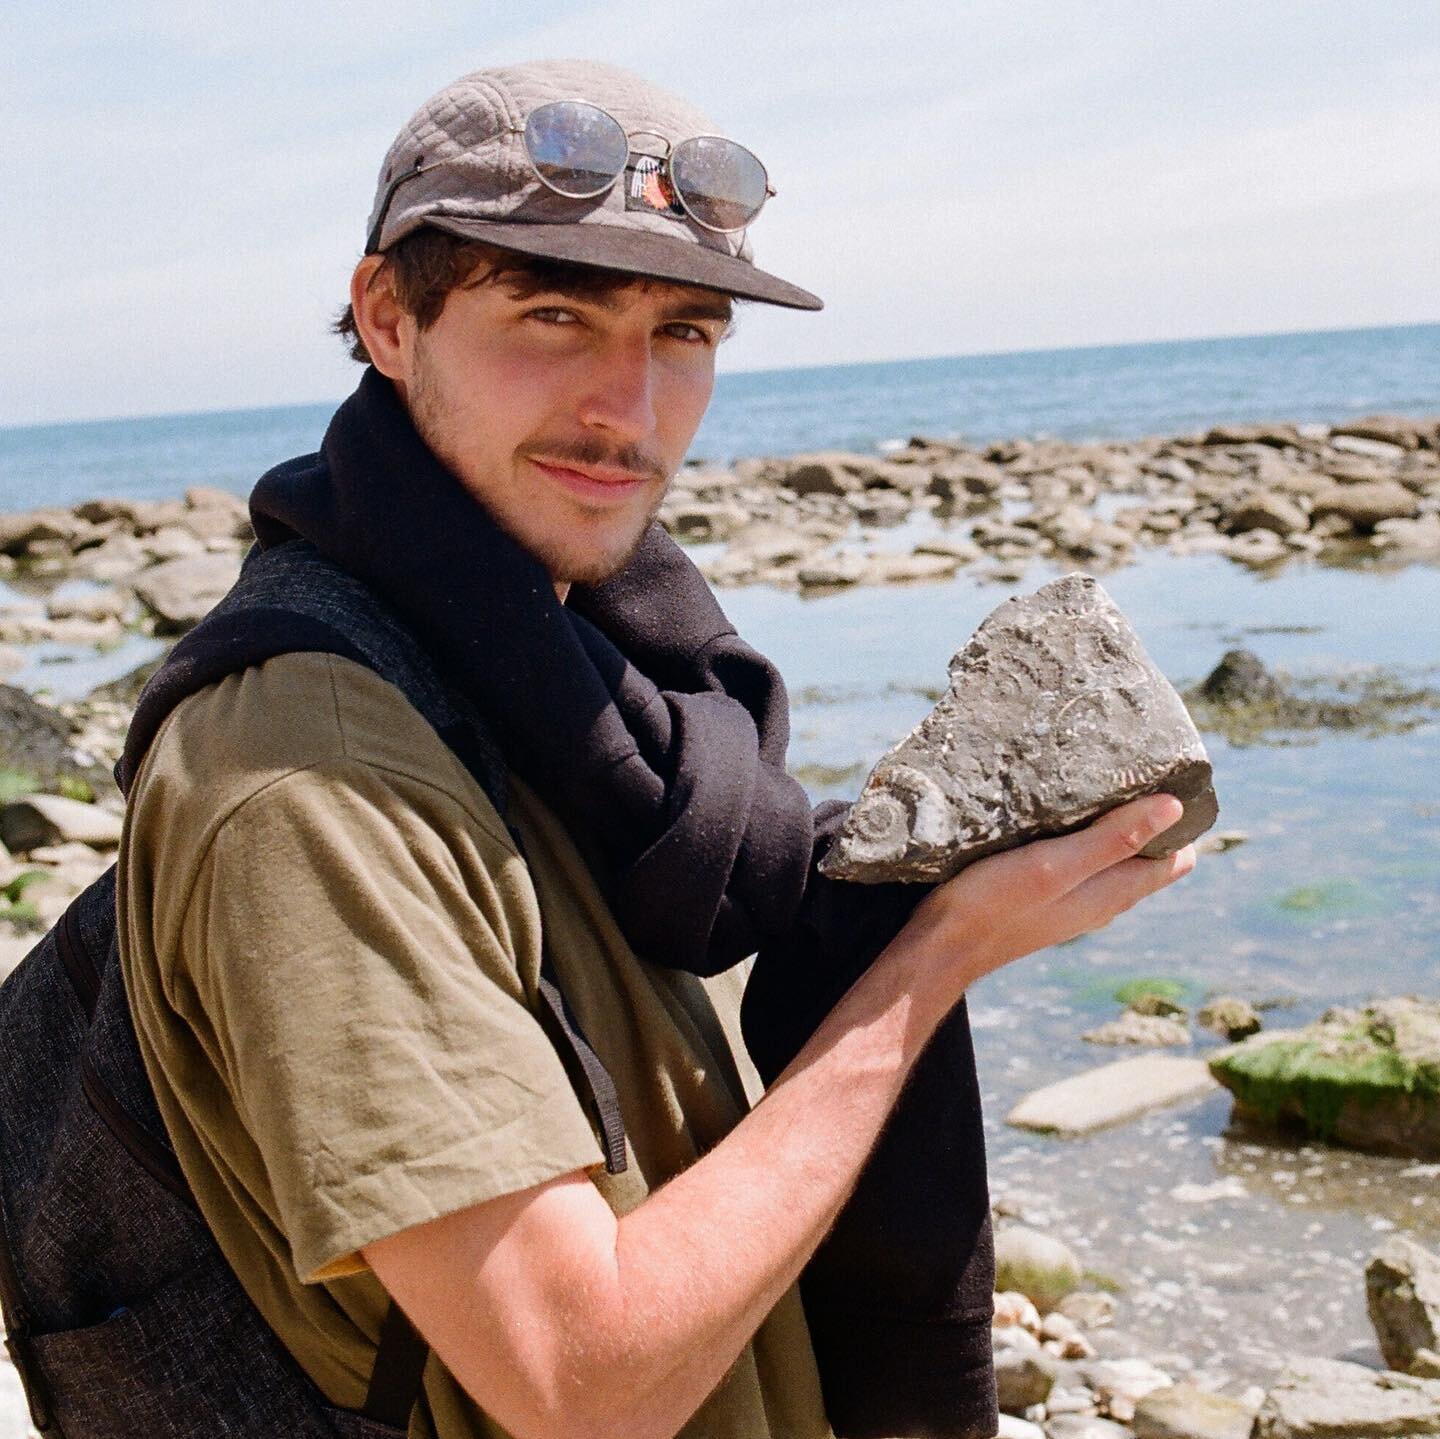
[365,98,775,254]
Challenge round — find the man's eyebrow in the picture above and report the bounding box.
[514,283,732,324]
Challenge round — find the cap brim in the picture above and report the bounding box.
[421,216,823,312]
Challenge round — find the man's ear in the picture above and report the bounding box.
[349,255,410,381]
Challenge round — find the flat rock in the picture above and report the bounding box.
[993,1225,1083,1312]
[133,551,241,633]
[1367,1235,1440,1376]
[820,574,1217,883]
[1083,1011,1190,1046]
[1312,480,1420,531]
[1253,1355,1440,1437]
[0,793,123,852]
[1007,1055,1219,1136]
[1209,998,1440,1157]
[1133,1384,1256,1439]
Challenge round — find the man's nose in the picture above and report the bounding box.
[576,333,656,443]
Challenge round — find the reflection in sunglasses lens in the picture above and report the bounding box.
[671,137,767,232]
[525,101,629,197]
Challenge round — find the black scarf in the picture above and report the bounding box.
[251,366,816,977]
[252,368,997,1438]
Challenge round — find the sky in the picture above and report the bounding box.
[2,0,1437,428]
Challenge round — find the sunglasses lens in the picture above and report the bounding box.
[524,101,629,197]
[670,137,768,232]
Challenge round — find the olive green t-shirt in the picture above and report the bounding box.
[117,649,833,1439]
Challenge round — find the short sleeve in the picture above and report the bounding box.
[172,757,605,1284]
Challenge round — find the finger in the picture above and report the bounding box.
[1066,841,1197,933]
[1025,793,1185,900]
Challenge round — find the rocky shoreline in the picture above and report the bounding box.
[1,416,1439,1437]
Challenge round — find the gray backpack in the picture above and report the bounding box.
[0,540,627,1436]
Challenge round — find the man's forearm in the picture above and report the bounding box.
[579,922,963,1439]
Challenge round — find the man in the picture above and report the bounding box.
[118,59,1195,1439]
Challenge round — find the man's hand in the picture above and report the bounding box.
[363,793,1195,1439]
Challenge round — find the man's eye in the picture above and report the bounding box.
[663,323,713,344]
[529,307,580,324]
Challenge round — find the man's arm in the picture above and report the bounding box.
[365,794,1195,1439]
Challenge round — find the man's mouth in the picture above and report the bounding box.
[528,456,656,502]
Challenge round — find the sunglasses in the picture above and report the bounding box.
[366,98,775,254]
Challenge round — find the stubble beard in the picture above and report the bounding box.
[405,358,670,588]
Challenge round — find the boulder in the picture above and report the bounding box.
[0,509,77,556]
[1132,1383,1257,1439]
[1312,481,1420,532]
[993,1225,1082,1312]
[859,551,959,584]
[1007,1055,1219,1136]
[1332,415,1430,451]
[1083,1010,1190,1047]
[659,500,750,543]
[1253,1355,1440,1437]
[1197,649,1284,706]
[1224,492,1309,537]
[929,459,1007,504]
[819,574,1217,884]
[1209,997,1440,1156]
[1202,424,1300,448]
[995,1346,1058,1413]
[0,793,123,852]
[1197,996,1262,1041]
[1330,433,1409,463]
[1367,1236,1440,1376]
[133,551,242,633]
[1081,1357,1174,1423]
[796,552,867,589]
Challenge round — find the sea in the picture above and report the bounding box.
[1,321,1437,511]
[3,320,1439,1390]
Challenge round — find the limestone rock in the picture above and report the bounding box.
[995,1346,1059,1413]
[1008,1055,1218,1136]
[820,574,1217,883]
[0,794,124,853]
[1253,1355,1440,1437]
[133,552,241,633]
[1083,1010,1190,1047]
[1197,997,1262,1041]
[1132,1383,1257,1439]
[1209,998,1440,1157]
[1225,491,1309,536]
[1312,481,1420,531]
[1197,649,1283,706]
[1367,1235,1440,1376]
[1045,1413,1135,1437]
[993,1226,1083,1312]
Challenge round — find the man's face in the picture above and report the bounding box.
[388,264,731,591]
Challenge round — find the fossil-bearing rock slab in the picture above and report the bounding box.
[820,573,1217,883]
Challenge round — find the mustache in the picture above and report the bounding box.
[522,437,669,485]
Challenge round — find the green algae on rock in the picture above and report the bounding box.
[1209,998,1440,1157]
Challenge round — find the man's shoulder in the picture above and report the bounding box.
[129,649,511,856]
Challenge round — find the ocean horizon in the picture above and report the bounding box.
[1,319,1436,513]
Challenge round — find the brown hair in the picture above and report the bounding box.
[333,226,729,364]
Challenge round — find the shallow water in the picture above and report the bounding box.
[724,544,1440,1387]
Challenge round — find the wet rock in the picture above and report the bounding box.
[1007,1055,1219,1136]
[1202,424,1300,448]
[1132,1383,1256,1438]
[0,793,123,853]
[1057,1292,1118,1330]
[1209,997,1440,1157]
[1197,649,1283,706]
[1129,991,1188,1019]
[659,500,750,543]
[1197,996,1262,1041]
[1045,1417,1132,1438]
[1366,1235,1440,1377]
[1081,1357,1174,1423]
[774,452,879,497]
[796,551,867,589]
[1312,480,1421,531]
[993,1226,1083,1312]
[1083,1010,1191,1047]
[996,1347,1060,1413]
[820,574,1216,883]
[859,551,959,584]
[1253,1355,1440,1437]
[133,551,243,634]
[1224,492,1308,537]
